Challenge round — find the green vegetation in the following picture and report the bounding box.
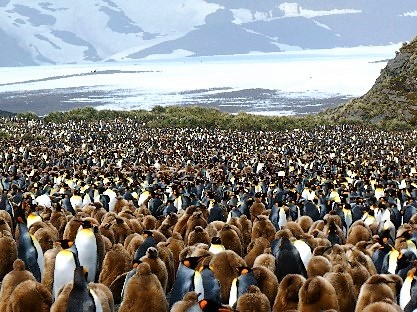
[40,105,327,131]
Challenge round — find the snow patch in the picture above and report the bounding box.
[313,20,330,30]
[278,2,361,18]
[142,49,195,60]
[401,10,417,17]
[230,8,253,24]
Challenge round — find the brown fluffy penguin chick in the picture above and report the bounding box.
[209,250,246,303]
[245,237,270,268]
[250,198,265,222]
[188,226,210,246]
[184,211,207,245]
[251,215,276,242]
[113,197,130,215]
[348,248,377,276]
[125,233,144,257]
[323,217,346,245]
[119,262,168,312]
[238,215,252,251]
[171,291,199,312]
[167,232,186,272]
[0,230,17,280]
[355,274,400,312]
[298,276,339,312]
[298,216,314,233]
[34,226,57,252]
[362,299,403,312]
[5,280,52,312]
[41,245,61,293]
[347,220,372,245]
[158,223,173,239]
[307,255,332,278]
[141,214,158,230]
[0,210,13,232]
[236,285,270,312]
[273,274,306,312]
[219,224,243,256]
[252,265,279,308]
[324,266,356,312]
[0,218,12,234]
[349,260,371,298]
[140,247,168,293]
[49,209,67,239]
[99,223,115,245]
[173,206,195,238]
[99,243,131,287]
[253,251,276,273]
[156,242,176,292]
[111,217,133,244]
[205,220,224,238]
[89,282,115,312]
[0,259,36,311]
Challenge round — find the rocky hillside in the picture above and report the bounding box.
[321,36,417,128]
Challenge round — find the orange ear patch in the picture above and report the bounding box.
[199,299,208,310]
[183,260,191,268]
[241,268,249,275]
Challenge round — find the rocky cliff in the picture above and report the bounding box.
[321,36,417,127]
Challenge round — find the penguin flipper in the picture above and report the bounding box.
[109,272,128,304]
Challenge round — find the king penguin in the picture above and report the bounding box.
[67,266,101,312]
[400,268,417,312]
[228,267,257,308]
[16,208,44,282]
[209,237,225,255]
[169,256,206,308]
[193,264,222,305]
[53,239,79,301]
[274,235,307,281]
[74,220,98,283]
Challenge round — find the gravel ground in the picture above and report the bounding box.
[0,87,352,116]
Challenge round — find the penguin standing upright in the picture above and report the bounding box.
[193,264,222,304]
[53,239,79,301]
[16,208,44,282]
[400,268,417,312]
[66,266,96,312]
[169,256,205,308]
[228,267,257,308]
[74,220,98,283]
[274,235,307,281]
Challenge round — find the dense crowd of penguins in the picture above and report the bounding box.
[1,117,417,311]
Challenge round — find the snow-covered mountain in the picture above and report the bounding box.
[0,0,416,66]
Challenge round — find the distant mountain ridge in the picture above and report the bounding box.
[0,0,416,66]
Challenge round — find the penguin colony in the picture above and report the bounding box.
[1,117,417,311]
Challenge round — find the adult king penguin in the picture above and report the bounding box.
[74,220,102,283]
[400,267,417,312]
[16,207,44,282]
[273,234,307,282]
[53,239,79,301]
[67,266,103,312]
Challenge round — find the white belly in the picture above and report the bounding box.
[75,229,97,283]
[53,250,77,300]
